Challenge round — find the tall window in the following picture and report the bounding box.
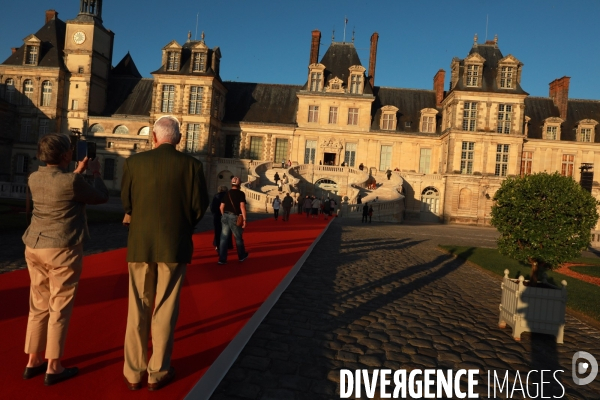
[462,102,477,131]
[103,158,115,180]
[23,79,34,105]
[521,151,532,177]
[460,142,474,174]
[310,72,321,91]
[26,46,38,65]
[344,143,356,167]
[161,85,175,112]
[581,128,592,142]
[71,99,79,110]
[14,154,29,182]
[249,137,263,160]
[379,145,392,171]
[308,105,319,123]
[224,136,237,158]
[166,51,179,71]
[328,107,338,124]
[466,65,479,86]
[500,66,513,88]
[41,81,52,106]
[5,78,15,103]
[348,108,359,125]
[304,140,317,164]
[497,104,512,134]
[20,118,32,142]
[419,148,431,174]
[186,124,200,152]
[561,154,575,177]
[422,116,435,133]
[495,145,510,177]
[546,126,558,140]
[189,86,203,114]
[192,53,206,72]
[275,139,288,163]
[382,114,395,130]
[350,75,361,94]
[38,119,48,138]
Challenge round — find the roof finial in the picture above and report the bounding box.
[332,29,335,43]
[352,27,355,43]
[473,33,478,46]
[187,31,191,42]
[201,31,205,43]
[494,34,498,46]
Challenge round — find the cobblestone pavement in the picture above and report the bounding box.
[211,219,600,400]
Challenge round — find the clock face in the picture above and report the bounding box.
[73,31,86,45]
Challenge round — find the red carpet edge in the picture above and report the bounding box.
[184,218,334,400]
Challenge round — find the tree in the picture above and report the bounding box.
[491,172,599,285]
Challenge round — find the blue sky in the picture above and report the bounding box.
[2,0,600,100]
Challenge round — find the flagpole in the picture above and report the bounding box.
[343,16,347,42]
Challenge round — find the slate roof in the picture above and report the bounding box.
[111,52,142,78]
[303,42,373,95]
[222,82,301,125]
[103,77,153,116]
[451,43,527,95]
[371,87,440,134]
[151,41,221,78]
[525,97,600,142]
[2,16,66,69]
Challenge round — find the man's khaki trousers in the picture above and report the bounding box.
[123,262,186,384]
[24,244,83,360]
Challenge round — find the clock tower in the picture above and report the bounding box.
[63,0,114,132]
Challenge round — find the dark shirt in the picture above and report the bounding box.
[282,195,293,208]
[211,192,226,215]
[362,204,369,216]
[221,188,246,214]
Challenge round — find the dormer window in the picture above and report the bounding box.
[308,63,325,92]
[497,55,523,89]
[310,72,322,91]
[577,119,598,143]
[466,65,479,86]
[463,53,485,88]
[325,77,344,93]
[500,66,513,88]
[543,117,563,140]
[192,52,206,72]
[167,51,180,71]
[348,65,366,95]
[380,106,399,131]
[420,108,439,133]
[26,45,38,65]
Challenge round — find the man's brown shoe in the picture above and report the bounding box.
[124,376,142,391]
[147,367,175,391]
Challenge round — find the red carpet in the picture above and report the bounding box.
[0,213,330,399]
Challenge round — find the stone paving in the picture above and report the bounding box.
[210,220,600,400]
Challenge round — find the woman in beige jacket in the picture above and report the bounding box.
[22,133,108,385]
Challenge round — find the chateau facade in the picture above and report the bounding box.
[2,1,600,234]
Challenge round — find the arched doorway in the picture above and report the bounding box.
[420,186,440,222]
[314,178,339,201]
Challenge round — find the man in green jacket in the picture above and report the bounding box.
[121,115,209,391]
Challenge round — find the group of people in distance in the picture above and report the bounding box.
[301,195,337,220]
[273,171,288,192]
[271,192,295,221]
[21,116,216,391]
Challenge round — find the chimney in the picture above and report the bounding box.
[45,10,58,24]
[11,48,18,55]
[549,76,570,120]
[368,32,379,88]
[309,30,321,65]
[434,69,446,107]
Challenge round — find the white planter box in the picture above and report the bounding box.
[498,269,567,343]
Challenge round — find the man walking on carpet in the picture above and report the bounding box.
[218,176,249,264]
[121,115,209,391]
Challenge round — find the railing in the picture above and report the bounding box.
[0,182,27,199]
[241,161,273,212]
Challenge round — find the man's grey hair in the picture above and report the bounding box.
[153,115,181,143]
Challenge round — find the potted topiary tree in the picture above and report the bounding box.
[491,172,599,343]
